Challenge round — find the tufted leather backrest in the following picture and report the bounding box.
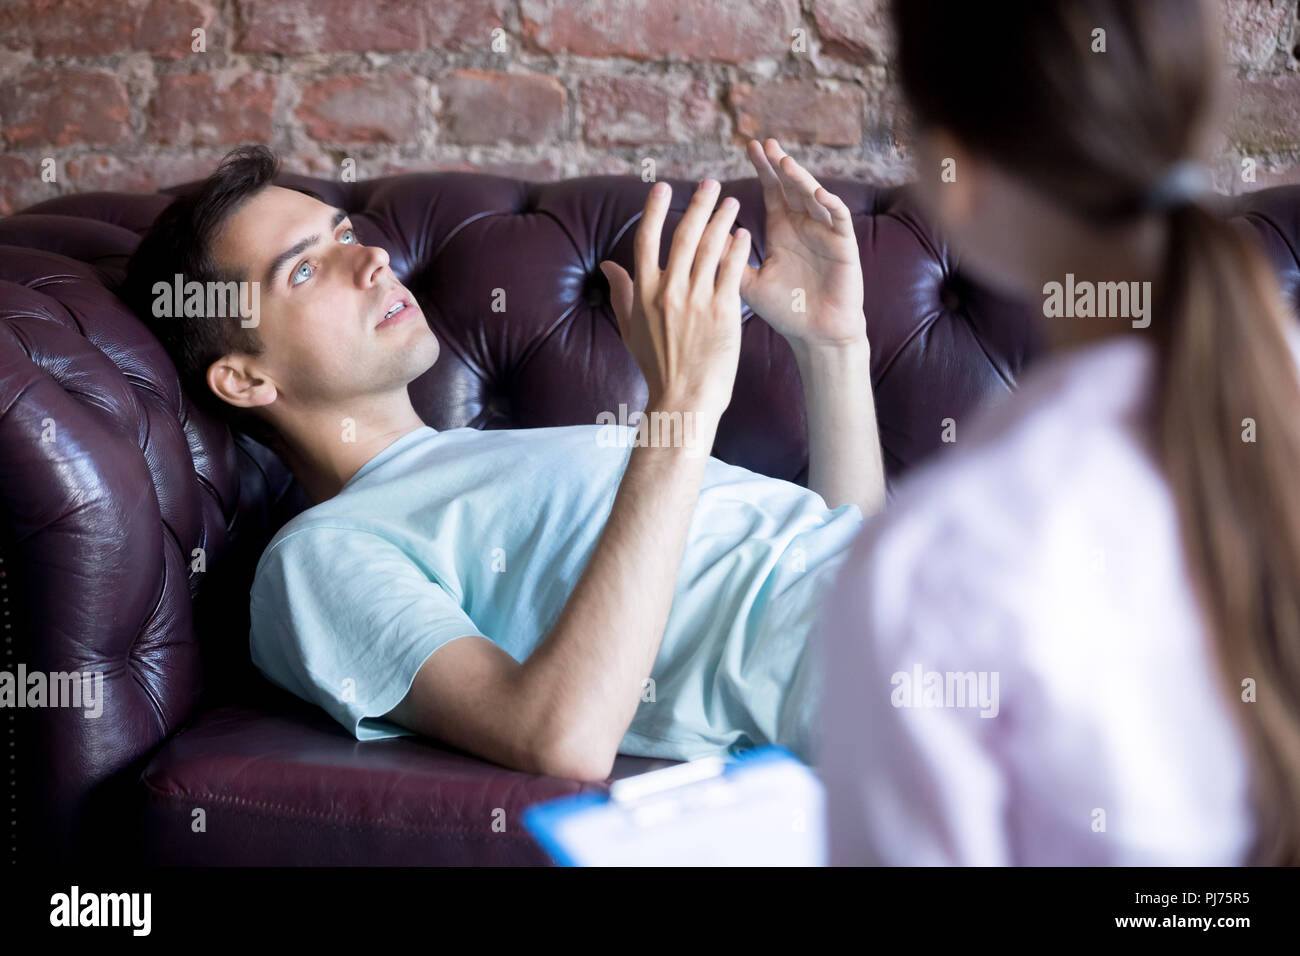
[3,171,1299,861]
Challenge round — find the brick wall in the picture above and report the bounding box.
[1,0,1298,214]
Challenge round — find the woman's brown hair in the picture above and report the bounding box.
[890,0,1300,864]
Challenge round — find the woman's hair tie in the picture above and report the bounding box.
[1139,160,1212,213]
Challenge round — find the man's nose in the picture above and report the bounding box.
[356,242,390,286]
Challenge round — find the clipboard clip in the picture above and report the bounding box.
[609,755,728,806]
[608,755,739,828]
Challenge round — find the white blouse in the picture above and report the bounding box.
[817,335,1261,865]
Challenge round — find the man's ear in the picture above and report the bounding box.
[207,354,277,411]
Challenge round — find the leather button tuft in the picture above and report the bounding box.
[583,270,608,307]
[939,281,962,312]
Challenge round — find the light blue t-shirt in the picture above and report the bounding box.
[248,423,864,764]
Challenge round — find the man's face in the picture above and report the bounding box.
[209,184,439,424]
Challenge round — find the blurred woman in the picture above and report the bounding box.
[819,0,1300,864]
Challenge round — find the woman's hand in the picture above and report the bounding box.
[742,138,867,350]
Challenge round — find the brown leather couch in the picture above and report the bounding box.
[3,168,1297,865]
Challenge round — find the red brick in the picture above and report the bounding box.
[0,155,53,216]
[580,75,719,146]
[0,4,24,49]
[148,73,275,146]
[729,79,862,146]
[521,0,800,62]
[811,0,890,64]
[287,153,343,178]
[64,152,226,192]
[237,0,424,53]
[136,0,218,59]
[438,70,566,146]
[16,0,142,56]
[237,0,503,53]
[425,0,509,50]
[207,150,348,180]
[1226,74,1300,155]
[1220,0,1294,69]
[296,72,426,144]
[0,69,131,148]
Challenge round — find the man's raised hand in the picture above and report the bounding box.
[599,179,751,420]
[742,137,867,350]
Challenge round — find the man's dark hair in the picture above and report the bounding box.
[120,144,322,455]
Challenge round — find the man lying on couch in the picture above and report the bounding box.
[120,142,885,782]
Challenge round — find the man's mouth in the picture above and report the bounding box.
[376,291,417,328]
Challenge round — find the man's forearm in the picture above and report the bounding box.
[791,331,886,518]
[520,400,718,780]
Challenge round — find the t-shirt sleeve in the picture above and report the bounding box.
[249,524,487,740]
[816,505,1013,865]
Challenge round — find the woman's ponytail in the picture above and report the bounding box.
[1154,203,1300,864]
[891,0,1300,863]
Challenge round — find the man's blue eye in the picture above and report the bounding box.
[290,230,355,286]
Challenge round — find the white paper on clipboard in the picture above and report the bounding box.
[522,746,826,866]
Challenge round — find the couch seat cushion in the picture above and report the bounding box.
[138,698,679,865]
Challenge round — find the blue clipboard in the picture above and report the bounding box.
[523,745,825,866]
